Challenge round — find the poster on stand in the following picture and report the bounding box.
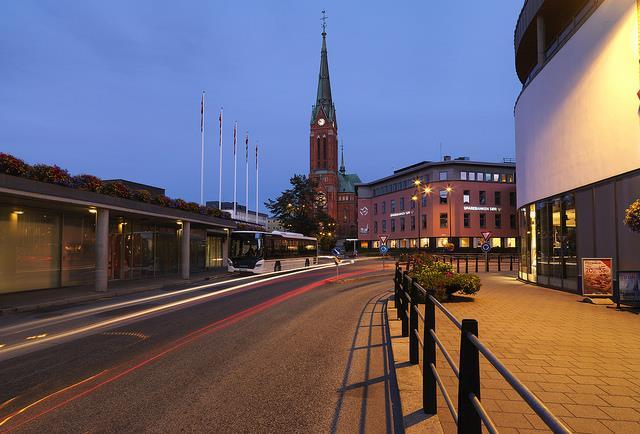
[581,258,613,297]
[619,272,640,303]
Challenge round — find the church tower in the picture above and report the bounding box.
[309,15,339,220]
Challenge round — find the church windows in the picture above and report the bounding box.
[323,136,327,166]
[317,136,321,163]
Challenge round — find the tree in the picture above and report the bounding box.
[265,174,336,250]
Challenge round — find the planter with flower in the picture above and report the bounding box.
[409,255,481,302]
[625,197,640,233]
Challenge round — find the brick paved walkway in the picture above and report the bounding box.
[419,273,640,434]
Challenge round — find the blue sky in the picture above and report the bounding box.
[0,1,523,212]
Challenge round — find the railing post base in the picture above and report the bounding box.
[458,319,481,434]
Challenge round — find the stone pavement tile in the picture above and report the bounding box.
[495,399,536,414]
[518,429,550,434]
[490,411,534,429]
[534,391,574,404]
[601,420,640,433]
[566,384,603,395]
[563,404,611,419]
[568,375,606,386]
[537,382,574,393]
[601,376,635,386]
[543,366,574,375]
[560,417,613,433]
[541,373,577,384]
[481,388,510,400]
[564,393,608,406]
[600,406,640,421]
[598,384,636,396]
[600,394,640,407]
[523,413,551,431]
[545,403,573,417]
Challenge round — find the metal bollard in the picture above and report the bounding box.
[475,256,478,273]
[424,293,437,414]
[409,280,419,364]
[456,257,460,273]
[498,255,501,272]
[510,255,513,271]
[457,319,481,434]
[394,264,400,311]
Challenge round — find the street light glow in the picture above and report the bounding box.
[411,195,418,201]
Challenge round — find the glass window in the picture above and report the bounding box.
[460,171,467,180]
[473,237,484,248]
[374,203,378,215]
[390,219,396,232]
[463,190,470,204]
[400,217,405,231]
[493,174,500,182]
[420,238,429,248]
[373,240,379,248]
[477,172,483,181]
[440,213,448,228]
[400,197,404,211]
[479,191,486,205]
[510,192,516,207]
[410,216,416,230]
[61,212,96,286]
[411,199,415,209]
[501,174,507,183]
[480,213,486,228]
[410,238,417,248]
[491,238,502,248]
[464,213,470,228]
[469,172,476,181]
[421,214,427,229]
[485,173,492,181]
[510,214,516,229]
[437,237,449,248]
[508,174,514,183]
[506,237,517,248]
[495,214,502,229]
[439,190,448,204]
[495,191,501,206]
[439,171,448,181]
[390,200,395,213]
[381,201,386,214]
[374,221,378,234]
[421,195,427,207]
[390,239,398,248]
[460,237,470,248]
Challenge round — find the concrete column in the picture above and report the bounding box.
[181,221,191,279]
[222,229,230,268]
[536,14,546,66]
[95,208,109,292]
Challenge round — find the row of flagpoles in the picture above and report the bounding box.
[200,91,260,224]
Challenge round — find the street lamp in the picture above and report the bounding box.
[446,185,453,240]
[412,181,432,251]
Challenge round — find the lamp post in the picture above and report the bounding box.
[446,185,453,241]
[412,180,432,251]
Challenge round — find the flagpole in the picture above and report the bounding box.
[255,142,259,224]
[218,108,223,209]
[200,91,205,205]
[245,132,249,222]
[233,121,237,218]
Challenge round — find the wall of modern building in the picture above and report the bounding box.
[515,0,640,208]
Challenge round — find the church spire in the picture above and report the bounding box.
[340,140,346,175]
[312,10,335,124]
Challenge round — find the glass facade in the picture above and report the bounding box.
[519,193,577,290]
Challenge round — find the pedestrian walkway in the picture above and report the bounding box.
[390,273,640,433]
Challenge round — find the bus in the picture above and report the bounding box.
[228,231,318,273]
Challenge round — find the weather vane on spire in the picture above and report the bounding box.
[321,10,328,34]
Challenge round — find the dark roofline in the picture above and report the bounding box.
[356,160,516,188]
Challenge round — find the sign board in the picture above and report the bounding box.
[619,271,640,303]
[582,258,613,297]
[378,235,388,245]
[379,245,389,255]
[331,247,341,257]
[359,206,369,216]
[481,242,491,253]
[481,231,492,242]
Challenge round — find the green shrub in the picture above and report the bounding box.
[409,255,480,302]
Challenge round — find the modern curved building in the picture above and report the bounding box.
[515,0,640,293]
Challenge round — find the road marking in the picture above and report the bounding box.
[0,263,353,359]
[2,268,374,431]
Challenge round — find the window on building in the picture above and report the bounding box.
[390,200,396,213]
[506,237,517,248]
[468,172,476,181]
[410,216,416,230]
[382,220,387,233]
[390,239,398,248]
[463,190,470,204]
[500,174,507,183]
[439,171,448,181]
[464,213,470,228]
[495,214,502,228]
[400,197,404,211]
[421,195,427,207]
[495,191,501,206]
[374,221,378,234]
[440,213,448,228]
[390,219,396,232]
[374,203,378,215]
[479,191,486,205]
[510,192,516,207]
[508,174,514,183]
[440,190,448,204]
[480,213,486,228]
[460,237,470,248]
[460,171,467,180]
[491,238,502,248]
[420,238,429,248]
[484,173,491,181]
[400,217,405,231]
[493,174,500,182]
[421,214,427,229]
[510,214,516,229]
[477,172,483,181]
[437,237,449,248]
[381,201,386,214]
[323,136,327,166]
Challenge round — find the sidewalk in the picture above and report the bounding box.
[0,270,235,315]
[389,273,640,433]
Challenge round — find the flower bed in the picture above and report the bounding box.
[0,152,230,220]
[408,253,481,302]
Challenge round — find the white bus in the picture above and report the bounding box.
[228,231,318,273]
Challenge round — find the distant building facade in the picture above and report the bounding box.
[309,26,361,238]
[207,201,268,228]
[356,158,518,252]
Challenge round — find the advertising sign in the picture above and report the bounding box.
[582,258,613,297]
[619,272,640,303]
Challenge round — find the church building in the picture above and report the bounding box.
[309,23,361,238]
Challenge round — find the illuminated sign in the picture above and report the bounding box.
[389,210,412,218]
[463,206,501,212]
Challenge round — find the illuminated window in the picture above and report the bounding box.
[440,190,448,204]
[493,174,499,182]
[440,213,448,228]
[420,238,429,248]
[460,237,470,248]
[463,190,470,204]
[505,238,517,248]
[491,238,502,248]
[390,239,398,248]
[437,237,449,248]
[373,240,379,248]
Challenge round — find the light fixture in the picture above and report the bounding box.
[88,208,97,214]
[13,210,24,215]
[446,186,453,193]
[176,220,183,225]
[414,179,421,186]
[411,195,418,201]
[424,187,432,194]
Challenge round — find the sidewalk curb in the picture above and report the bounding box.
[385,299,444,433]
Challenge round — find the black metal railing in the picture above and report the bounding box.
[393,264,571,434]
[429,253,519,273]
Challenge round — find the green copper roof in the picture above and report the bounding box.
[311,31,336,124]
[338,173,361,193]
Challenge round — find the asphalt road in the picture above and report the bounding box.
[0,262,403,433]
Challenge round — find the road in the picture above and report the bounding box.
[0,261,403,433]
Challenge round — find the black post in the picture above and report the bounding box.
[424,293,437,414]
[394,263,400,310]
[465,256,469,274]
[401,272,409,337]
[498,255,501,272]
[510,255,513,271]
[450,256,453,266]
[456,256,460,273]
[409,280,419,364]
[484,252,489,272]
[475,255,478,273]
[457,319,481,434]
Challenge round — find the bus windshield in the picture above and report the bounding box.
[230,233,262,260]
